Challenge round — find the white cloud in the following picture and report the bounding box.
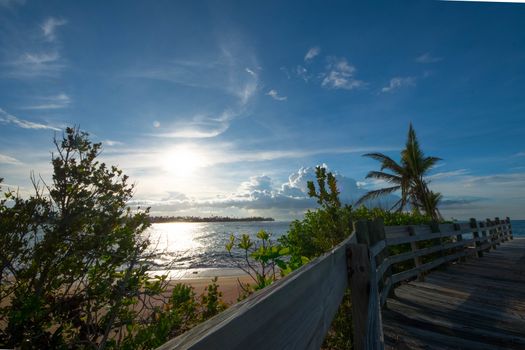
[321,57,365,90]
[41,17,67,42]
[415,53,442,63]
[295,65,310,81]
[154,109,235,139]
[131,42,259,139]
[381,77,416,93]
[304,46,321,62]
[103,140,123,147]
[428,169,470,180]
[0,153,21,165]
[20,93,71,110]
[0,108,60,131]
[266,89,287,101]
[0,0,25,7]
[245,67,257,77]
[135,165,399,217]
[8,51,65,78]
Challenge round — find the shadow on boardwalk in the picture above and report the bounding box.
[383,238,525,350]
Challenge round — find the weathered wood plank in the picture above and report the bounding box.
[376,238,474,283]
[158,233,355,350]
[384,227,467,247]
[349,243,371,350]
[383,225,410,239]
[383,238,525,350]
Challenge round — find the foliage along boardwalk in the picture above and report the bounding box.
[382,237,525,350]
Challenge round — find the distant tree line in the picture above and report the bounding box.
[149,215,275,223]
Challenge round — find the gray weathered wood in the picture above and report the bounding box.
[157,217,517,350]
[376,238,475,284]
[349,243,372,350]
[383,238,525,350]
[408,225,423,281]
[487,218,497,250]
[507,216,513,239]
[158,233,355,350]
[470,218,483,257]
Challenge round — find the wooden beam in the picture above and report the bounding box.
[408,225,423,281]
[470,218,483,258]
[349,243,371,350]
[507,216,513,240]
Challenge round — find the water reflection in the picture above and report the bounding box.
[143,221,291,275]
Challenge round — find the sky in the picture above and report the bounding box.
[0,0,524,220]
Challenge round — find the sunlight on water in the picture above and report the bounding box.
[149,222,204,252]
[143,221,291,275]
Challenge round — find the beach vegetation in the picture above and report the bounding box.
[0,128,225,349]
[226,230,292,300]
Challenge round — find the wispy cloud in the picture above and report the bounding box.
[245,67,257,77]
[304,46,321,62]
[103,140,124,147]
[428,169,470,180]
[136,41,260,139]
[321,57,365,90]
[7,51,65,78]
[415,53,443,64]
[266,89,287,101]
[154,109,236,139]
[41,17,67,42]
[20,93,71,110]
[381,76,416,93]
[0,108,60,131]
[0,153,22,165]
[295,65,310,81]
[0,0,25,8]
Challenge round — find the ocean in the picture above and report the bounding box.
[146,220,525,279]
[145,221,291,279]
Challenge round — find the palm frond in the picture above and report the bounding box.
[363,153,404,174]
[355,186,400,205]
[365,171,402,184]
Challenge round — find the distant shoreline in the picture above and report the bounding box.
[149,216,275,223]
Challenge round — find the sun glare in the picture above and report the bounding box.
[162,147,205,177]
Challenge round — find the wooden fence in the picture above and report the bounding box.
[157,217,513,350]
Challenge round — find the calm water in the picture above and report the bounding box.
[146,220,525,278]
[511,220,525,236]
[145,221,291,278]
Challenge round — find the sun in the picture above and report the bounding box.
[162,147,205,177]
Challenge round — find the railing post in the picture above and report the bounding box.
[369,218,390,288]
[507,217,513,240]
[486,218,496,250]
[453,223,466,262]
[408,226,423,281]
[495,217,502,245]
[469,218,483,258]
[478,221,489,253]
[349,220,384,350]
[500,217,508,242]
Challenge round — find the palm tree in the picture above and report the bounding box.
[356,124,442,220]
[426,190,443,221]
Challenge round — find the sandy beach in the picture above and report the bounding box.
[174,274,254,305]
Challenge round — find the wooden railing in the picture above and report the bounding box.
[157,217,513,350]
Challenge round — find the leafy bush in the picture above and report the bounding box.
[280,167,352,265]
[0,128,225,349]
[226,230,291,299]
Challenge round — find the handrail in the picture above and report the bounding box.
[158,232,356,349]
[156,216,513,350]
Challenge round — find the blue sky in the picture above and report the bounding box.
[1,0,524,220]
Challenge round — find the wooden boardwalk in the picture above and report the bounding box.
[383,237,525,350]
